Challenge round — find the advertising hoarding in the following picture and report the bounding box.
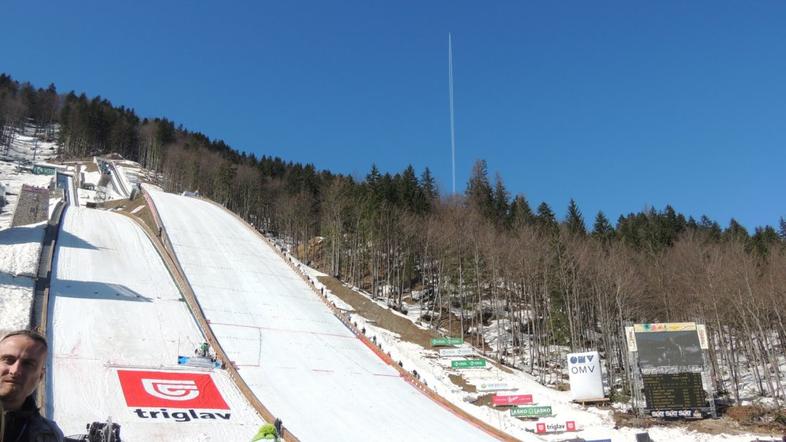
[534,420,576,434]
[567,351,604,401]
[117,370,228,409]
[438,347,474,357]
[451,359,486,368]
[492,394,533,406]
[431,337,464,347]
[477,382,515,392]
[510,406,552,418]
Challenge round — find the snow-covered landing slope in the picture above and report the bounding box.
[148,190,501,442]
[48,207,263,441]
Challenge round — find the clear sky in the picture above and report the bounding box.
[3,1,785,230]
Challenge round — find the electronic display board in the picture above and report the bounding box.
[635,330,703,369]
[642,373,706,411]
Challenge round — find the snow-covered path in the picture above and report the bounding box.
[148,190,501,442]
[48,207,263,441]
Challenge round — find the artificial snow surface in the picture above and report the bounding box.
[148,189,500,442]
[48,207,263,441]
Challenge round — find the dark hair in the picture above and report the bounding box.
[1,329,48,351]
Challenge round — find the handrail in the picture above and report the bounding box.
[33,199,67,417]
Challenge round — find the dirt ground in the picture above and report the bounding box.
[613,408,786,437]
[317,275,513,393]
[318,275,439,348]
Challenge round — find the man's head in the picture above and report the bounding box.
[0,330,48,411]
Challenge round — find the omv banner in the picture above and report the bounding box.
[567,351,604,401]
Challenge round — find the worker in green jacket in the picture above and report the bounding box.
[250,423,277,441]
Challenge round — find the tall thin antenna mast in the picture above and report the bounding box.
[448,32,457,195]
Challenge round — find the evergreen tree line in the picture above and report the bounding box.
[2,74,784,405]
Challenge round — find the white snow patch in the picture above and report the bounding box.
[0,222,45,276]
[0,272,34,333]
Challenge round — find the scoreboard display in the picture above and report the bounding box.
[643,373,706,410]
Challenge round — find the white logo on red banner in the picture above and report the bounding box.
[142,379,199,401]
[117,370,228,409]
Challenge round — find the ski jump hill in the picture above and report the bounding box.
[146,188,508,441]
[47,206,264,441]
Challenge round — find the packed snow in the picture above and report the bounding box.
[48,206,264,441]
[0,123,59,163]
[147,189,502,442]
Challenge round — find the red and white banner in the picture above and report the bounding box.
[117,370,228,410]
[492,394,533,406]
[535,420,576,434]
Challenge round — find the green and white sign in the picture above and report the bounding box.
[33,165,56,175]
[438,347,474,357]
[510,405,552,418]
[431,337,464,347]
[451,359,486,369]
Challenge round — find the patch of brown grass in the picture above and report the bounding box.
[724,405,786,433]
[448,374,476,393]
[472,393,494,407]
[318,275,440,348]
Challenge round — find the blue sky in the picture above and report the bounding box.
[3,1,785,229]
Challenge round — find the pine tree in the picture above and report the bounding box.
[698,215,722,241]
[398,164,422,213]
[535,201,557,233]
[366,164,382,201]
[492,173,510,224]
[509,194,534,228]
[751,226,779,256]
[564,198,586,236]
[420,167,438,209]
[155,118,176,145]
[465,159,494,219]
[723,218,749,241]
[591,211,614,242]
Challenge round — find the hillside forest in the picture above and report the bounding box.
[1,74,784,407]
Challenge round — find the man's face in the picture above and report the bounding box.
[0,335,47,410]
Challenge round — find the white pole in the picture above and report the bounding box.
[448,33,457,195]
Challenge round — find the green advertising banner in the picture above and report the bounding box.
[510,405,552,418]
[431,337,464,347]
[451,359,486,369]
